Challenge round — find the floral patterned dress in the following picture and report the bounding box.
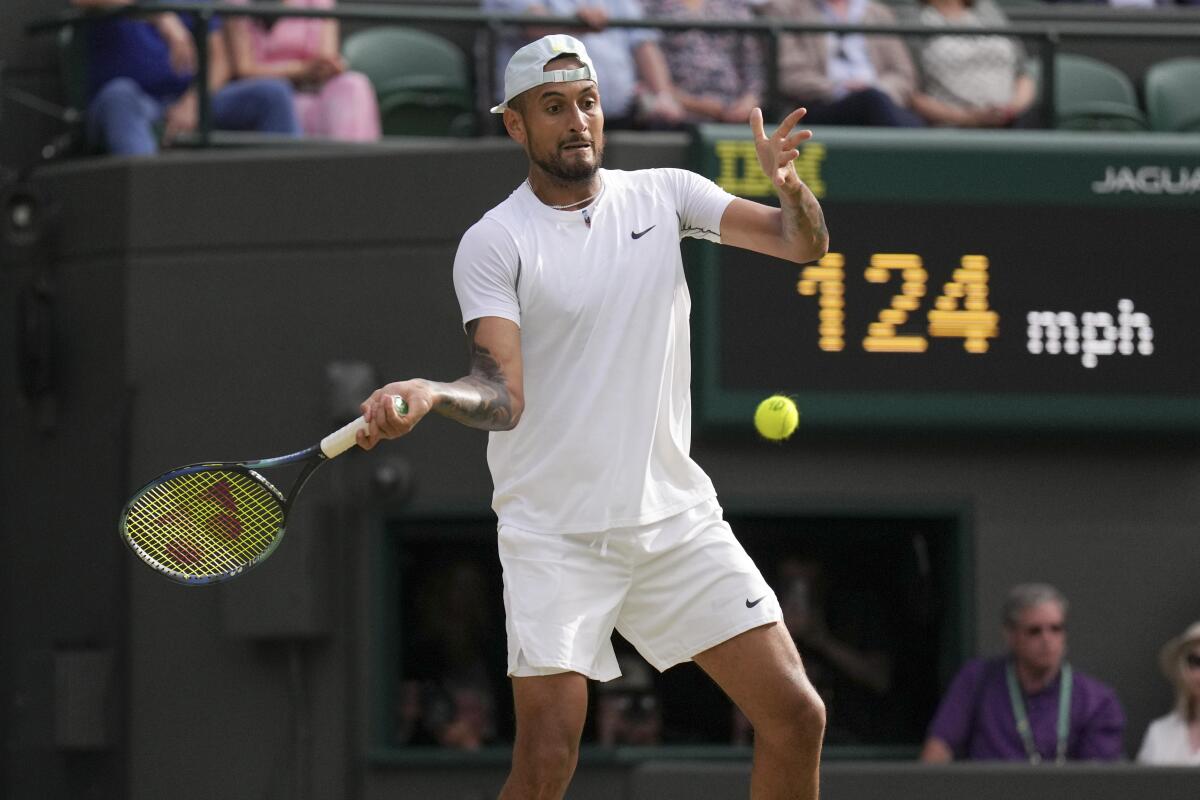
[643,0,765,117]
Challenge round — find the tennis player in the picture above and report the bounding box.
[358,34,829,799]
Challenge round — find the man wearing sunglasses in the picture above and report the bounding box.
[920,583,1125,763]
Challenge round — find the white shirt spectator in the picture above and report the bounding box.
[1137,711,1200,765]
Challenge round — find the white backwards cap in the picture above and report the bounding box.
[490,34,597,114]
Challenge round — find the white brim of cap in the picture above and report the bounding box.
[491,66,595,114]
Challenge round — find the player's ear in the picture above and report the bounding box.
[503,107,527,145]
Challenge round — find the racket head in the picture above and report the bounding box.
[120,464,289,585]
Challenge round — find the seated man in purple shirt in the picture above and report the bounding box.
[73,0,300,155]
[921,583,1125,763]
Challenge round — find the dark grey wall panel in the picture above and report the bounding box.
[634,762,1200,800]
[120,142,526,251]
[363,763,630,800]
[1,1,71,170]
[0,0,66,70]
[1,242,128,796]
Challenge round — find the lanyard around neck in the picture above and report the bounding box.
[1005,660,1072,764]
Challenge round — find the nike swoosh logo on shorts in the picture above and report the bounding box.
[746,596,766,608]
[631,225,656,239]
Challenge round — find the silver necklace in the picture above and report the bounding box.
[529,179,603,210]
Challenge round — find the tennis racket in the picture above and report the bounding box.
[120,395,408,586]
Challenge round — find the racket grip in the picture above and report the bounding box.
[320,416,369,459]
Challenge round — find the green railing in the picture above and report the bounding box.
[26,2,1200,144]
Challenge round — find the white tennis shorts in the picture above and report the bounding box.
[498,498,782,682]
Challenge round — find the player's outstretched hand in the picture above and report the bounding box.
[749,107,813,195]
[357,380,434,449]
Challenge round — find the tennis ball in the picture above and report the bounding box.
[754,395,799,441]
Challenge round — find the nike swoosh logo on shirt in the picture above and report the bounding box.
[631,225,656,239]
[746,596,766,608]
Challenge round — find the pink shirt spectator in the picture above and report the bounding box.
[225,0,380,141]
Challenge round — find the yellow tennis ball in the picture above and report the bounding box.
[754,395,799,441]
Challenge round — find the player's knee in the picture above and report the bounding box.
[788,679,826,731]
[799,682,827,733]
[514,729,579,785]
[759,678,826,748]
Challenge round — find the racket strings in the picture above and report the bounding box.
[124,469,284,579]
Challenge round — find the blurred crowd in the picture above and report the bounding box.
[74,0,379,154]
[394,556,1200,766]
[73,0,1198,155]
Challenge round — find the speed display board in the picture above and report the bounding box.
[690,126,1200,431]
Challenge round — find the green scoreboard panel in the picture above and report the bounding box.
[689,126,1200,432]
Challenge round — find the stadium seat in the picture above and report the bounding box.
[342,26,477,137]
[1144,57,1200,133]
[1052,53,1148,132]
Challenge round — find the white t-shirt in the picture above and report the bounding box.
[453,167,736,534]
[1136,711,1200,765]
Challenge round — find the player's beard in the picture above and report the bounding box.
[530,132,604,183]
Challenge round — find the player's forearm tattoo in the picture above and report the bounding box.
[431,324,517,431]
[782,185,829,260]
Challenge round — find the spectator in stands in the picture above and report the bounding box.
[596,652,664,745]
[482,0,687,128]
[400,560,501,749]
[74,0,301,156]
[641,0,764,124]
[1137,621,1200,765]
[748,556,896,744]
[766,0,924,126]
[910,0,1036,128]
[921,583,1125,763]
[224,0,381,141]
